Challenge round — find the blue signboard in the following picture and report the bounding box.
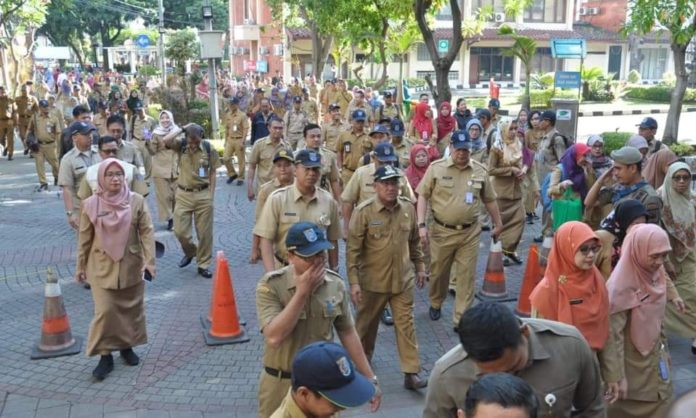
[555,71,582,89]
[135,34,151,48]
[550,39,586,59]
[256,60,268,73]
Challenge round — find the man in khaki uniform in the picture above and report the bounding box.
[319,80,336,119]
[284,96,309,150]
[334,80,353,115]
[131,103,156,180]
[390,119,412,169]
[424,302,605,418]
[163,124,221,279]
[28,100,61,190]
[222,97,249,185]
[254,150,342,273]
[416,130,503,327]
[248,117,289,200]
[336,110,370,186]
[347,165,428,390]
[256,222,380,417]
[374,91,402,122]
[301,87,319,124]
[251,149,296,264]
[320,104,346,152]
[14,83,39,155]
[106,114,145,176]
[0,86,15,159]
[345,90,373,125]
[302,123,341,202]
[92,101,110,137]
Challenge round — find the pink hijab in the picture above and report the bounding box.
[606,224,671,356]
[82,159,133,262]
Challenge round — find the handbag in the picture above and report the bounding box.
[26,114,39,153]
[552,188,583,231]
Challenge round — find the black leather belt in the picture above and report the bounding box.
[433,216,473,230]
[275,253,288,266]
[265,367,291,379]
[19,115,31,118]
[178,184,209,192]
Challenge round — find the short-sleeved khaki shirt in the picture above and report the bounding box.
[169,139,221,188]
[117,140,144,170]
[392,140,412,169]
[58,146,101,209]
[147,133,179,179]
[341,162,415,205]
[253,183,341,261]
[417,157,496,225]
[224,109,250,140]
[256,266,354,371]
[336,130,370,172]
[255,178,286,220]
[321,120,348,153]
[32,113,61,143]
[249,136,290,186]
[14,95,38,117]
[313,147,340,194]
[0,97,14,119]
[132,115,156,141]
[93,113,109,137]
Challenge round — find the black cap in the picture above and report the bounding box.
[541,110,556,123]
[293,96,302,103]
[352,109,367,121]
[328,103,340,111]
[273,148,295,163]
[38,99,49,107]
[390,119,405,136]
[184,124,205,138]
[450,129,479,150]
[230,97,240,105]
[383,91,393,98]
[369,125,390,137]
[134,101,144,110]
[68,121,97,136]
[374,165,402,181]
[98,100,108,110]
[637,117,658,130]
[477,109,492,120]
[285,222,334,257]
[294,149,322,167]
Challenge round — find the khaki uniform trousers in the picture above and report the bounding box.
[33,142,59,185]
[17,117,31,149]
[429,223,482,326]
[258,369,291,418]
[0,119,13,154]
[522,166,539,214]
[287,132,303,150]
[133,140,152,179]
[153,177,177,222]
[356,288,420,373]
[340,168,354,188]
[223,138,245,179]
[173,189,214,268]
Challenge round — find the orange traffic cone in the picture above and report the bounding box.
[539,235,553,281]
[200,257,246,330]
[515,244,541,317]
[203,251,250,346]
[31,269,82,359]
[477,239,514,301]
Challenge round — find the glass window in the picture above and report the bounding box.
[416,71,460,82]
[523,0,566,23]
[523,47,554,80]
[436,4,452,20]
[417,43,430,61]
[472,47,514,81]
[639,48,668,80]
[476,0,504,13]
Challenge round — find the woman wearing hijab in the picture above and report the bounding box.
[146,110,180,230]
[626,134,649,158]
[643,147,679,189]
[544,144,591,232]
[601,224,684,418]
[404,143,431,198]
[76,159,156,381]
[409,102,437,146]
[524,110,544,221]
[466,118,487,163]
[530,221,609,351]
[594,199,648,279]
[435,102,456,156]
[661,162,696,353]
[488,120,527,265]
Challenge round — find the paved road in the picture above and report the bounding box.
[0,136,694,418]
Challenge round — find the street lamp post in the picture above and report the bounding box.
[200,4,222,137]
[91,42,100,67]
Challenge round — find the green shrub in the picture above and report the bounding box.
[661,71,676,87]
[527,88,578,108]
[622,86,696,103]
[146,104,162,120]
[627,70,641,84]
[669,143,695,156]
[209,139,225,157]
[601,132,632,155]
[138,65,160,77]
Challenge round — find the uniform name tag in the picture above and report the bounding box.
[442,176,453,180]
[232,125,238,132]
[369,220,383,226]
[198,167,206,177]
[344,143,351,153]
[465,192,474,204]
[284,212,297,216]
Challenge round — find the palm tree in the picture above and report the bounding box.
[498,24,537,111]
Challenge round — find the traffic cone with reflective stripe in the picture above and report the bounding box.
[515,244,541,316]
[477,239,514,301]
[203,251,250,346]
[31,269,82,359]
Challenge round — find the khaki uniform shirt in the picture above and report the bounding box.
[132,115,156,141]
[301,99,319,123]
[224,109,250,140]
[596,182,663,225]
[417,157,496,225]
[0,97,15,119]
[341,162,415,205]
[423,319,605,418]
[312,147,340,194]
[376,103,403,121]
[58,146,101,209]
[536,128,567,181]
[169,139,221,188]
[256,266,353,372]
[334,90,353,114]
[50,107,65,131]
[347,196,425,293]
[283,109,309,137]
[336,130,370,172]
[392,139,412,169]
[254,183,341,261]
[271,389,338,418]
[488,148,524,200]
[117,140,144,172]
[345,102,373,123]
[321,120,347,153]
[255,178,287,220]
[14,95,38,119]
[93,113,110,137]
[31,113,61,143]
[147,133,179,179]
[249,136,291,186]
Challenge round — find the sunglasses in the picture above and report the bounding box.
[578,244,601,256]
[673,174,691,182]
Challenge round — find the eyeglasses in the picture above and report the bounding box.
[673,174,691,182]
[105,171,124,178]
[578,244,601,255]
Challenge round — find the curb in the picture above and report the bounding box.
[572,107,696,117]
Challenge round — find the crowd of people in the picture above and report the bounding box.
[3,66,696,417]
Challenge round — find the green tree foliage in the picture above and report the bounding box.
[498,24,536,111]
[160,0,228,31]
[165,29,199,76]
[0,0,47,93]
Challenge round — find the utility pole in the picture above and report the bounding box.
[158,0,166,87]
[202,1,220,137]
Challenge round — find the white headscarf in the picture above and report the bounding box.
[153,110,179,136]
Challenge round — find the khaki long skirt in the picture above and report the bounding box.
[665,250,696,338]
[497,197,525,254]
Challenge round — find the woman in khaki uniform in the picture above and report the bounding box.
[661,163,696,353]
[524,111,544,222]
[601,224,684,418]
[488,121,526,264]
[76,159,156,381]
[147,110,180,230]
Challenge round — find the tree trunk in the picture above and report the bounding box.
[523,67,531,111]
[663,42,688,144]
[627,35,644,73]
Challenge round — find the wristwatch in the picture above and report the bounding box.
[418,222,426,228]
[371,376,379,386]
[66,210,73,217]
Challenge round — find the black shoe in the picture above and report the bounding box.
[83,283,91,289]
[236,179,244,186]
[448,288,456,296]
[429,306,441,321]
[226,174,238,184]
[7,155,12,161]
[691,345,696,355]
[380,308,394,326]
[53,177,58,186]
[533,235,544,243]
[533,213,540,219]
[508,253,523,265]
[1,148,6,156]
[38,183,48,191]
[92,354,114,381]
[23,148,29,155]
[453,327,459,333]
[198,267,213,278]
[503,258,512,267]
[120,348,140,366]
[178,255,193,268]
[404,373,428,390]
[167,218,173,231]
[481,225,491,231]
[526,213,534,224]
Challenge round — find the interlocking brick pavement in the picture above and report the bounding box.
[1,148,695,418]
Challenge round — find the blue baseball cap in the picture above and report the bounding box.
[352,109,367,121]
[292,341,375,409]
[68,121,97,136]
[390,119,405,137]
[488,98,500,108]
[373,142,397,162]
[229,97,240,105]
[369,124,390,137]
[450,129,477,150]
[285,222,334,257]
[637,117,658,130]
[294,149,322,168]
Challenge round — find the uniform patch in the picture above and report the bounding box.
[369,220,384,226]
[284,212,297,216]
[336,356,352,377]
[304,228,318,242]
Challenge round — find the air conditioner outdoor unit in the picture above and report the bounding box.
[259,47,269,55]
[494,12,506,23]
[241,48,250,55]
[579,7,588,15]
[588,7,600,15]
[273,44,284,56]
[243,18,255,25]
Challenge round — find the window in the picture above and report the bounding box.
[471,47,514,81]
[436,4,452,20]
[523,0,566,23]
[417,43,430,61]
[526,47,554,78]
[416,71,460,82]
[475,0,505,13]
[639,48,668,80]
